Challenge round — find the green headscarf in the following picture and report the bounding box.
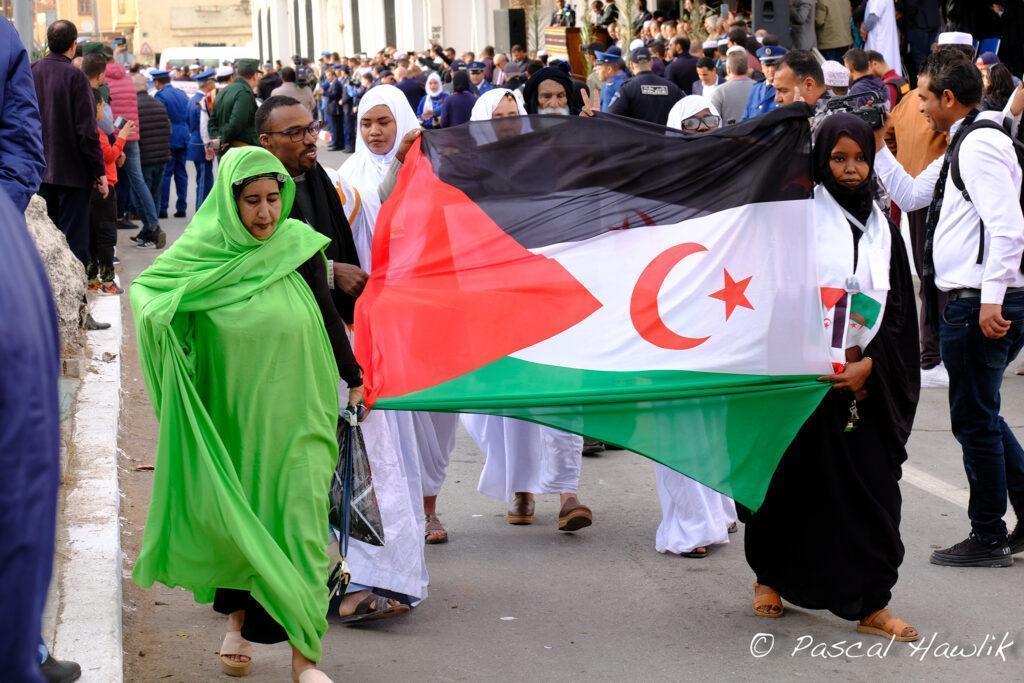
[131,147,339,662]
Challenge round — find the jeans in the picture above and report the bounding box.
[161,147,188,215]
[38,184,91,266]
[192,158,214,211]
[940,290,1024,542]
[141,163,165,225]
[122,141,159,227]
[905,28,938,88]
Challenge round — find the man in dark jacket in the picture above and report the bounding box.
[664,36,698,95]
[31,19,106,266]
[133,72,170,247]
[210,58,260,156]
[152,70,190,218]
[844,47,888,106]
[0,17,45,213]
[607,47,682,125]
[256,96,365,321]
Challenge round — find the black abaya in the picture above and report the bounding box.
[740,219,920,621]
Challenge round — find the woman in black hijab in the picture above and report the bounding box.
[522,67,583,115]
[741,113,921,641]
[439,70,478,127]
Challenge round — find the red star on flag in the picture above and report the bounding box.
[709,269,754,320]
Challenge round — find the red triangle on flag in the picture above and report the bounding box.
[820,286,846,311]
[356,143,602,403]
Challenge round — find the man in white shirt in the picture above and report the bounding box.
[873,48,1024,567]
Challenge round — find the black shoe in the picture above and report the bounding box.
[930,533,1013,567]
[158,211,168,219]
[117,218,138,230]
[173,210,186,218]
[40,654,82,683]
[84,314,111,331]
[1010,521,1024,555]
[582,438,606,456]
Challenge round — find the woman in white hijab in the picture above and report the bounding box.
[333,85,458,613]
[652,94,738,558]
[456,88,593,534]
[416,72,448,129]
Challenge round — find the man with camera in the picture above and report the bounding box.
[873,48,1024,568]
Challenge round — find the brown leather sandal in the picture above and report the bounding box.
[425,513,448,544]
[752,582,783,618]
[856,608,920,642]
[507,492,535,525]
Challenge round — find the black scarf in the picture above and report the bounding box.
[813,113,877,226]
[290,162,361,323]
[522,67,583,115]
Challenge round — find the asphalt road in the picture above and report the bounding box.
[115,148,1024,682]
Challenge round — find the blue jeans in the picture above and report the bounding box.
[940,290,1024,542]
[161,147,188,215]
[141,163,165,226]
[192,158,214,211]
[122,141,159,228]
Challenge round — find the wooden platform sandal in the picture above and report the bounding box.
[856,608,920,642]
[752,582,783,618]
[219,630,253,677]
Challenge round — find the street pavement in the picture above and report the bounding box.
[114,147,1024,682]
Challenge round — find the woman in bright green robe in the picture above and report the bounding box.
[130,147,358,682]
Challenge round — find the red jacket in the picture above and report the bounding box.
[97,129,126,185]
[105,63,140,141]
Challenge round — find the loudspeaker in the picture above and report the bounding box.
[493,9,527,55]
[753,0,792,48]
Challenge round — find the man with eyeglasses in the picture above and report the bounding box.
[256,95,367,321]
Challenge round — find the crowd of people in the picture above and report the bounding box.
[4,1,1024,681]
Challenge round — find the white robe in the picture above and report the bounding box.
[865,0,903,77]
[336,85,449,601]
[463,415,583,502]
[654,466,736,554]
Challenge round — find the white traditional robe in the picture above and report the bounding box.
[654,466,736,554]
[865,0,903,77]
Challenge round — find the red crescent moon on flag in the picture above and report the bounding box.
[629,242,711,350]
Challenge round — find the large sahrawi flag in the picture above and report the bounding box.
[355,107,831,510]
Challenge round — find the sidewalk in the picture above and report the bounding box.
[47,293,124,682]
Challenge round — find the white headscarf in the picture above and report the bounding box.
[666,95,722,131]
[469,88,526,121]
[338,84,422,271]
[425,72,443,97]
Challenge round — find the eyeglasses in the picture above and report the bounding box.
[680,114,721,131]
[262,120,325,142]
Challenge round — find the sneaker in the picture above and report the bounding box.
[39,654,81,683]
[87,280,101,292]
[116,218,138,230]
[84,314,111,331]
[158,211,168,219]
[112,255,120,265]
[129,231,144,243]
[173,210,186,218]
[920,364,949,389]
[930,533,1013,567]
[155,229,167,249]
[99,281,123,295]
[1010,516,1024,554]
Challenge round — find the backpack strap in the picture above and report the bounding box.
[948,118,1015,265]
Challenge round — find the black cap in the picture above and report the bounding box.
[630,46,652,63]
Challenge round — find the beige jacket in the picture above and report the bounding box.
[815,0,853,50]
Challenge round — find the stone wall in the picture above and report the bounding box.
[24,195,87,361]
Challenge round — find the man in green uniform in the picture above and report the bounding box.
[210,58,260,156]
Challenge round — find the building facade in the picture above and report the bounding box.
[251,0,568,64]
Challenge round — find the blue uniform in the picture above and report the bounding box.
[476,80,495,95]
[154,84,190,215]
[741,80,778,121]
[186,91,213,209]
[600,71,628,112]
[0,17,44,212]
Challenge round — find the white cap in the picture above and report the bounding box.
[717,38,729,47]
[821,60,850,88]
[726,45,746,56]
[537,49,548,57]
[702,39,718,50]
[629,38,645,52]
[215,65,234,78]
[189,63,201,70]
[394,51,408,60]
[937,31,973,46]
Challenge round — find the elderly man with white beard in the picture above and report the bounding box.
[522,67,583,115]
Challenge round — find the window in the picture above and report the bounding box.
[79,0,92,15]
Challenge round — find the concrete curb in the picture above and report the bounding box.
[53,294,124,682]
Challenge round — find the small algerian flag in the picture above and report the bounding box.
[355,109,831,510]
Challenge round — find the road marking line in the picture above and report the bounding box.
[903,463,1018,524]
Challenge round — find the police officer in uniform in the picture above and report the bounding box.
[607,46,683,125]
[741,45,787,121]
[596,46,629,112]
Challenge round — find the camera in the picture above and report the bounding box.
[824,91,888,129]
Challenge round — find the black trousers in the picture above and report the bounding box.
[88,187,118,282]
[39,184,92,267]
[213,589,288,645]
[906,207,946,368]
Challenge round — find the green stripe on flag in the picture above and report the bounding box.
[850,292,882,329]
[376,357,828,510]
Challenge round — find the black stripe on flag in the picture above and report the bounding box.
[419,105,814,249]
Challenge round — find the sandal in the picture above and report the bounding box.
[219,630,253,677]
[296,669,333,683]
[425,513,448,544]
[727,522,738,534]
[752,582,783,618]
[856,608,920,642]
[680,546,708,558]
[338,591,411,624]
